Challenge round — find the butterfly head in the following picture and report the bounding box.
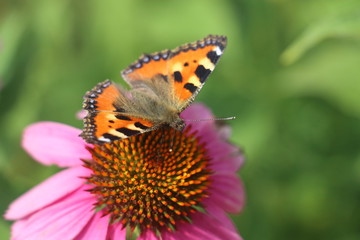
[169,117,186,132]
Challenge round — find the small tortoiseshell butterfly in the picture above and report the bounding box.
[80,35,227,144]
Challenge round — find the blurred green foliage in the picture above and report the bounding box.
[1,0,360,239]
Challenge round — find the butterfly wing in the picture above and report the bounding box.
[121,35,227,111]
[81,35,227,144]
[80,80,157,144]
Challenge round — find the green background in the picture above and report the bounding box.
[1,0,360,239]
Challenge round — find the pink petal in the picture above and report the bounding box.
[22,122,92,167]
[182,104,215,134]
[163,210,242,240]
[183,104,244,173]
[206,138,244,173]
[75,212,110,240]
[205,202,238,232]
[108,223,127,239]
[217,123,232,139]
[76,110,87,120]
[182,103,214,123]
[138,230,159,240]
[206,173,245,213]
[190,210,242,240]
[11,186,95,240]
[5,167,91,220]
[200,128,243,171]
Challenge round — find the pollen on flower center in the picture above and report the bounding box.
[83,126,211,234]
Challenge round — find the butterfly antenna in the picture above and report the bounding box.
[183,116,236,122]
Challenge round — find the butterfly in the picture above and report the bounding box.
[80,35,227,144]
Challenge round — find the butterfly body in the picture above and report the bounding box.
[81,35,227,144]
[114,80,186,131]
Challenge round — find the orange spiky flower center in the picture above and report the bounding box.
[83,126,211,235]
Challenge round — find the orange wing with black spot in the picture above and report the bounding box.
[121,35,227,110]
[81,35,227,144]
[80,80,156,144]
